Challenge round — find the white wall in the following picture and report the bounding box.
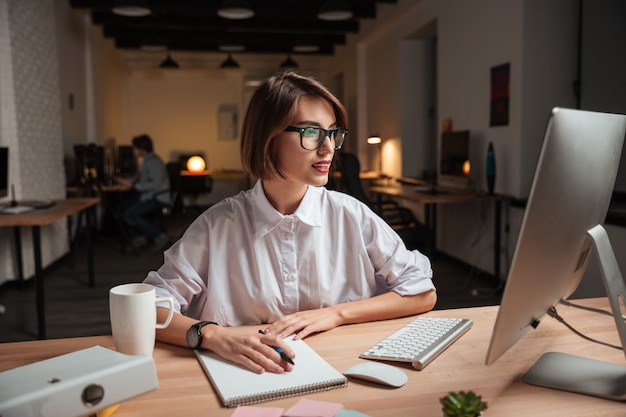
[123,69,244,169]
[0,0,68,285]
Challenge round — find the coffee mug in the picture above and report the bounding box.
[109,283,174,356]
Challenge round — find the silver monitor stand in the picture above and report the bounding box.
[522,224,626,400]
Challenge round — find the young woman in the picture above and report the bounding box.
[144,70,436,374]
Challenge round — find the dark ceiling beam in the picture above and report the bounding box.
[68,0,397,55]
[91,12,360,35]
[105,27,343,54]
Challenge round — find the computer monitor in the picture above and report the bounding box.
[485,107,626,399]
[439,130,470,188]
[118,145,137,175]
[0,147,8,199]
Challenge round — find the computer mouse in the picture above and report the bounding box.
[344,361,408,388]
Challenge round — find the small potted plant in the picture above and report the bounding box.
[440,390,488,417]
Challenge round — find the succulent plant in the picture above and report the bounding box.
[440,390,488,417]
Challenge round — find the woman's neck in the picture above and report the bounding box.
[262,180,308,215]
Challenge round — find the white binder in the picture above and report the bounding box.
[0,345,158,417]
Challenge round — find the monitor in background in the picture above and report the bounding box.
[438,130,470,189]
[0,147,8,199]
[118,145,136,175]
[485,108,626,400]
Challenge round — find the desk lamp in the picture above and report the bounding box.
[367,134,382,172]
[186,155,206,174]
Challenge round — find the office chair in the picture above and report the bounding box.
[144,162,181,238]
[333,152,426,250]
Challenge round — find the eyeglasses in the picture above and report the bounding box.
[284,126,348,151]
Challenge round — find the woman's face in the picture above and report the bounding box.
[275,96,337,187]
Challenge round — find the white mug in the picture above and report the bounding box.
[109,283,174,356]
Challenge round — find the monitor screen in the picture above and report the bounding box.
[485,107,626,398]
[439,130,470,187]
[0,147,7,199]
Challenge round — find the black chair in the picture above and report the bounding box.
[145,162,182,237]
[333,152,427,250]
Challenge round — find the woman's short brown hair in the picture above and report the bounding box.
[240,71,348,180]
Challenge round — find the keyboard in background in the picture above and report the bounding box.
[360,317,473,370]
[0,205,35,214]
[0,200,55,214]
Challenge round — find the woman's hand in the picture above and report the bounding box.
[262,307,343,340]
[203,326,295,374]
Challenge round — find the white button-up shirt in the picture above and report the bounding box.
[145,180,434,326]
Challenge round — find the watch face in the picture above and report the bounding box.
[186,327,200,348]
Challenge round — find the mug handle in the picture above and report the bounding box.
[155,296,175,329]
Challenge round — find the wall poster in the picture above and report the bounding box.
[490,63,510,126]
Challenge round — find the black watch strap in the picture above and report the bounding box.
[188,320,218,349]
[194,321,218,331]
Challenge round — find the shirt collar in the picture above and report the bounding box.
[252,181,323,238]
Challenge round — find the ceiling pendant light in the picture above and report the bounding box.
[280,54,299,69]
[112,0,151,17]
[219,43,246,53]
[217,0,255,19]
[318,0,353,21]
[159,53,179,69]
[220,54,240,69]
[140,32,168,52]
[219,35,246,53]
[293,37,320,53]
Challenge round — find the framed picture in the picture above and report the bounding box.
[218,104,238,140]
[490,63,510,127]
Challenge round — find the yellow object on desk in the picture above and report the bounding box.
[96,403,120,417]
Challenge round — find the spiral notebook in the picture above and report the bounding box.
[195,338,348,407]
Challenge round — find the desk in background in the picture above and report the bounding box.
[0,198,99,339]
[180,169,250,207]
[1,298,624,416]
[369,184,509,281]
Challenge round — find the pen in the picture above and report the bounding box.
[258,330,295,365]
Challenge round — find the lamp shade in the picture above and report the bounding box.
[367,135,382,145]
[112,0,151,17]
[186,156,206,174]
[220,54,240,69]
[318,0,353,21]
[217,0,254,19]
[280,54,299,69]
[159,53,179,69]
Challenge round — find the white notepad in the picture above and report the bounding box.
[195,338,348,407]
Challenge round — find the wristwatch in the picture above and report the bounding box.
[186,321,218,350]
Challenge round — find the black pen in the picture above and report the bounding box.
[258,330,295,365]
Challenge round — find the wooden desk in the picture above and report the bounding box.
[369,185,508,281]
[66,184,129,195]
[0,198,99,339]
[1,298,624,416]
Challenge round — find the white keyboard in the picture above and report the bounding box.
[360,317,473,370]
[0,205,35,214]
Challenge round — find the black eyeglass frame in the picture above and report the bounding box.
[284,126,349,151]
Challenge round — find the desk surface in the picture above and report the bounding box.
[180,169,247,177]
[66,184,129,194]
[0,198,99,227]
[369,185,508,205]
[1,298,624,416]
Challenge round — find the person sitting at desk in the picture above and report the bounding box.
[144,71,436,374]
[114,134,170,252]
